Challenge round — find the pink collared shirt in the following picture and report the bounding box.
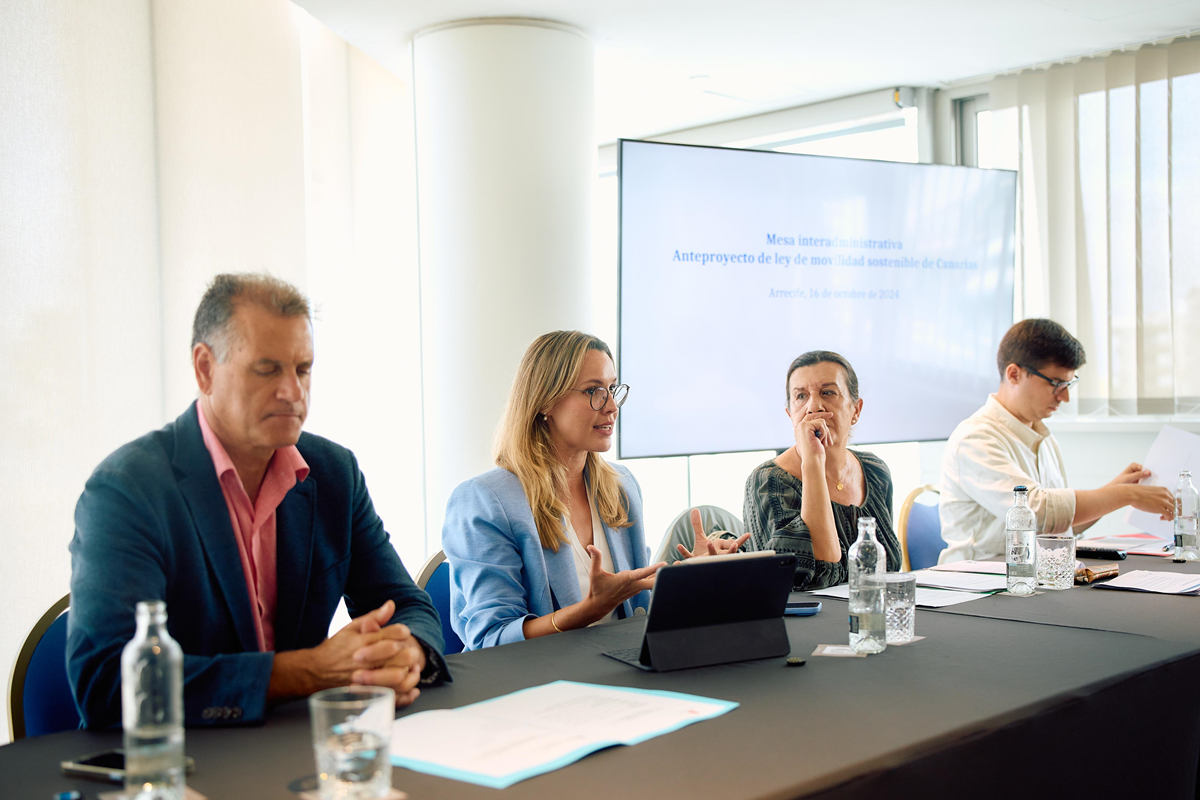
[197,402,309,652]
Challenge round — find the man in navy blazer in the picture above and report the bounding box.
[69,274,447,728]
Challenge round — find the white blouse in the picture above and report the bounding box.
[564,493,619,626]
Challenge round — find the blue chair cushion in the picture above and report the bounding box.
[906,502,947,571]
[23,611,81,737]
[427,562,464,656]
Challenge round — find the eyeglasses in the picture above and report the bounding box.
[1021,364,1079,395]
[574,383,630,411]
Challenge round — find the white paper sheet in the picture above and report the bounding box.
[388,681,736,788]
[1093,569,1200,595]
[1125,426,1200,538]
[808,584,851,599]
[913,587,992,607]
[928,560,1008,575]
[808,583,988,607]
[909,570,1008,592]
[1079,533,1173,557]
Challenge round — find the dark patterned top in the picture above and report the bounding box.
[743,450,900,591]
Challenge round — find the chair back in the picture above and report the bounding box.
[656,505,746,565]
[8,594,78,740]
[897,485,945,571]
[415,550,464,656]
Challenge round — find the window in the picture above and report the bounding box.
[955,95,990,168]
[981,47,1200,416]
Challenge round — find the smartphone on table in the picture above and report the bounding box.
[61,749,195,783]
[784,600,822,616]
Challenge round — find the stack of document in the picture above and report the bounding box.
[809,567,1009,608]
[909,570,1008,593]
[929,560,1006,575]
[809,582,990,608]
[1078,533,1173,557]
[388,681,737,788]
[1093,570,1200,595]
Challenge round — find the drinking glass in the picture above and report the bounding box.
[884,573,916,644]
[1036,535,1076,590]
[309,686,395,800]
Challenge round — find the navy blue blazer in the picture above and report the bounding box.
[442,465,651,650]
[68,403,445,728]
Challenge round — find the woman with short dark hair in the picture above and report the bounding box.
[743,350,900,590]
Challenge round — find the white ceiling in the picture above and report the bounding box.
[294,0,1200,144]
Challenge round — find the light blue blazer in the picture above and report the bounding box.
[442,464,652,650]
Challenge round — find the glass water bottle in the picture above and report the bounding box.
[1174,471,1199,562]
[121,600,185,800]
[848,517,887,653]
[1005,487,1037,595]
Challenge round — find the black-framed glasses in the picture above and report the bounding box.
[575,383,630,410]
[1021,364,1079,395]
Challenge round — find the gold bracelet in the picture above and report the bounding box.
[550,611,563,633]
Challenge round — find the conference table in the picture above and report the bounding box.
[930,553,1200,641]
[5,554,1200,799]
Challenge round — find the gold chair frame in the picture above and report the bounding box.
[415,549,447,591]
[896,485,940,572]
[7,593,70,741]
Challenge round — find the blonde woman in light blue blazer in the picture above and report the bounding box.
[441,331,664,650]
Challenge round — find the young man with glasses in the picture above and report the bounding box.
[938,318,1174,562]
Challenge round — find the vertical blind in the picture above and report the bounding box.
[984,36,1200,416]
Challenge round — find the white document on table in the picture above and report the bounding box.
[1126,425,1200,538]
[928,560,1007,575]
[808,585,851,599]
[1093,570,1200,595]
[910,570,1008,592]
[388,681,737,789]
[913,587,993,607]
[808,583,988,608]
[1079,533,1173,557]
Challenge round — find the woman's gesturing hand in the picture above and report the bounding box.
[585,546,664,617]
[676,507,751,559]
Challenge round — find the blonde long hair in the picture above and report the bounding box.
[495,331,631,551]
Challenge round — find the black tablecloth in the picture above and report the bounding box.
[5,602,1200,799]
[921,555,1200,643]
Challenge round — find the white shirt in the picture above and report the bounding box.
[938,394,1076,563]
[564,493,618,625]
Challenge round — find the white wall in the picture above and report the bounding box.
[0,1,427,744]
[296,13,426,571]
[0,0,163,743]
[152,0,310,412]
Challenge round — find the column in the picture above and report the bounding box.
[413,20,595,549]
